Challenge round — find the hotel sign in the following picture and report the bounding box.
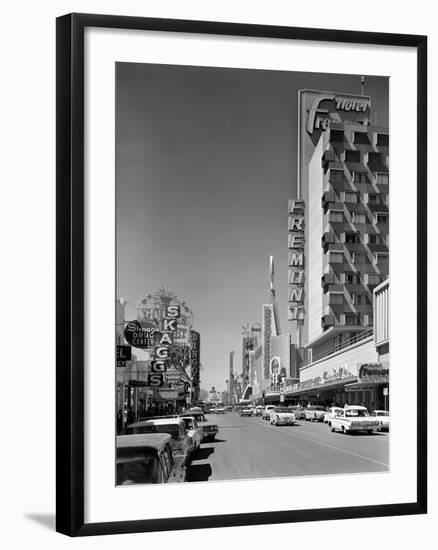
[288,199,305,321]
[358,363,389,384]
[304,91,371,136]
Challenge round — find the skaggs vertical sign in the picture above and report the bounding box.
[288,199,305,321]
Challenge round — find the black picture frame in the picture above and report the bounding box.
[56,12,427,537]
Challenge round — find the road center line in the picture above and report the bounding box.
[254,419,389,468]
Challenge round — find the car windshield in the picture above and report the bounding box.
[345,409,369,417]
[133,424,180,440]
[181,418,194,429]
[273,407,290,413]
[375,411,389,416]
[117,450,161,485]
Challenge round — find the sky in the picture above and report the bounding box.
[116,63,388,393]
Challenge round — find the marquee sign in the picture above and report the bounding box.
[288,199,305,321]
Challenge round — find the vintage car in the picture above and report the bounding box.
[262,405,276,420]
[288,405,306,420]
[304,405,327,422]
[116,433,186,484]
[323,407,344,423]
[269,406,296,426]
[254,406,264,416]
[239,406,253,417]
[180,411,219,442]
[179,415,203,453]
[214,407,225,414]
[370,410,390,431]
[127,418,191,463]
[329,406,380,434]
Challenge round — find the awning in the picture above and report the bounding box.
[284,377,358,397]
[345,381,389,392]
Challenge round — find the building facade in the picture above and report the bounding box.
[285,88,390,410]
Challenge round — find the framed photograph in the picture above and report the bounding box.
[56,13,427,536]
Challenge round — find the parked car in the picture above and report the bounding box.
[304,405,326,422]
[288,405,306,420]
[179,415,203,453]
[370,410,390,431]
[329,406,380,434]
[323,407,344,423]
[269,407,296,426]
[116,433,186,484]
[262,405,276,420]
[254,406,264,416]
[127,418,191,463]
[239,406,253,417]
[215,407,225,414]
[180,411,219,442]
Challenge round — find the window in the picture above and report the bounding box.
[367,193,378,204]
[344,272,360,284]
[329,293,344,305]
[329,169,344,183]
[329,211,343,223]
[376,173,389,185]
[329,252,344,264]
[353,294,370,305]
[344,232,360,244]
[344,313,360,326]
[353,132,369,145]
[377,134,389,146]
[375,253,389,265]
[344,191,358,203]
[365,314,374,326]
[353,253,367,264]
[366,273,382,285]
[376,213,388,224]
[368,152,382,168]
[330,130,344,143]
[345,150,361,163]
[352,213,366,224]
[367,234,386,245]
[353,172,369,184]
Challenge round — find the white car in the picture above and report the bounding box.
[269,407,296,426]
[370,410,390,431]
[262,405,276,420]
[329,406,380,434]
[214,407,225,414]
[304,405,326,422]
[179,415,203,453]
[323,407,344,423]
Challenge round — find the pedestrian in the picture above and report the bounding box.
[117,409,123,434]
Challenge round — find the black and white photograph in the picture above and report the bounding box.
[115,63,390,486]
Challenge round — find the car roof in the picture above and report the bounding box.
[345,405,367,410]
[117,433,171,450]
[128,418,184,428]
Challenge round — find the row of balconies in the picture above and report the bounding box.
[321,271,386,288]
[321,312,374,330]
[322,149,389,173]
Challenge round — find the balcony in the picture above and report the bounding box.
[321,231,336,251]
[321,190,336,210]
[321,272,335,288]
[322,149,336,169]
[321,314,335,330]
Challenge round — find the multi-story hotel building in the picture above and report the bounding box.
[285,89,390,410]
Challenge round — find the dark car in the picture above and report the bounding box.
[116,433,186,484]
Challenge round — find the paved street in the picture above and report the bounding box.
[187,411,389,482]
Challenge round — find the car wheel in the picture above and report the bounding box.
[367,430,373,435]
[330,425,336,432]
[342,426,346,434]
